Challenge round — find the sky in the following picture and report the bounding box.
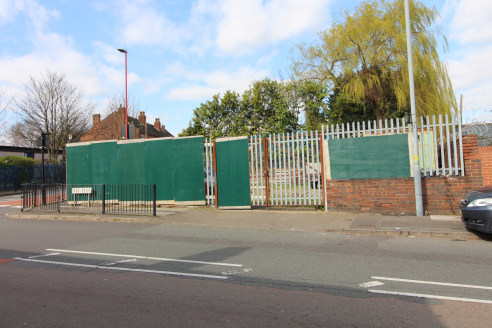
[1,0,491,140]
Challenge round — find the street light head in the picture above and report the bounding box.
[117,48,127,53]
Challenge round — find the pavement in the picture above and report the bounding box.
[6,205,487,241]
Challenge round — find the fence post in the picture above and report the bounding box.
[263,138,270,207]
[21,186,24,212]
[153,184,156,216]
[102,184,105,214]
[57,196,60,213]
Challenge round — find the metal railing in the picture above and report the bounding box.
[21,184,156,216]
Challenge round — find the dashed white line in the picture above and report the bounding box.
[372,276,492,291]
[28,253,60,259]
[369,289,492,304]
[359,281,385,288]
[15,257,228,280]
[46,248,243,267]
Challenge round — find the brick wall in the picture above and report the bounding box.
[478,145,492,186]
[325,134,492,215]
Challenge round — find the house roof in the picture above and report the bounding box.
[128,116,173,138]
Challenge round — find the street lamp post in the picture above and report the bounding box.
[404,0,423,216]
[117,48,128,140]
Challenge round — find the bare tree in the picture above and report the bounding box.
[0,89,12,130]
[9,71,94,162]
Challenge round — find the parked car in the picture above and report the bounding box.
[460,186,492,233]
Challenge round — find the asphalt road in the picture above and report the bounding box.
[1,195,492,327]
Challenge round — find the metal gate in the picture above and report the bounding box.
[250,131,324,207]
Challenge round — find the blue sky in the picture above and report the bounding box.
[1,0,491,139]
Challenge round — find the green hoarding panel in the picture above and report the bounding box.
[117,141,145,185]
[117,141,146,201]
[145,138,175,202]
[216,137,251,208]
[66,144,92,185]
[173,137,205,203]
[91,141,118,185]
[329,134,410,179]
[91,141,118,201]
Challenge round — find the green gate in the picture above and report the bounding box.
[215,137,251,209]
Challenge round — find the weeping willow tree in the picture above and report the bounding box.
[292,0,456,120]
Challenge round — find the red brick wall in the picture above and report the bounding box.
[325,134,491,215]
[478,146,492,185]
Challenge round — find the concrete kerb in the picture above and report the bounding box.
[4,207,479,240]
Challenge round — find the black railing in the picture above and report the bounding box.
[22,184,156,216]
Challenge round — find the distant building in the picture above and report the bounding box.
[0,145,62,162]
[80,107,173,142]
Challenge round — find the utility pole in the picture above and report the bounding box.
[405,0,424,216]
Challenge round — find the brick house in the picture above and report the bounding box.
[80,107,173,142]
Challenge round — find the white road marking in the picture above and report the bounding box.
[359,281,385,288]
[0,205,21,208]
[369,289,492,305]
[372,276,492,291]
[101,259,137,266]
[15,257,228,280]
[46,248,243,267]
[222,268,253,275]
[28,253,60,259]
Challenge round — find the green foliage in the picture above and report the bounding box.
[292,0,456,120]
[181,78,328,138]
[0,155,37,168]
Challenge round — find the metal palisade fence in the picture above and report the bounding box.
[322,114,464,177]
[205,114,464,207]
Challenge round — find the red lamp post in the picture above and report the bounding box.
[117,48,128,139]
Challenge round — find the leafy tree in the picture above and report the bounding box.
[290,80,329,131]
[181,78,329,138]
[9,71,94,162]
[241,79,298,135]
[292,0,456,120]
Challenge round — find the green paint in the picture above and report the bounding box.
[216,137,251,208]
[145,138,175,201]
[173,137,205,202]
[329,134,410,179]
[66,145,92,185]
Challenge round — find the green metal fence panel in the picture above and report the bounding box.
[172,136,205,204]
[117,141,146,201]
[117,141,145,184]
[215,137,251,209]
[145,138,175,202]
[66,144,92,185]
[328,134,411,179]
[91,141,118,184]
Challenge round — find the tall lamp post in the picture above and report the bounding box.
[117,48,128,140]
[404,0,423,216]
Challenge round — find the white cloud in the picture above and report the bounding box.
[445,0,492,114]
[166,66,269,100]
[215,0,331,55]
[0,1,109,101]
[450,0,492,44]
[117,0,181,47]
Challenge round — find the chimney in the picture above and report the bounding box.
[92,114,101,127]
[161,124,165,131]
[154,118,161,130]
[138,111,146,126]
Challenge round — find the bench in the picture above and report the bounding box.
[72,187,92,206]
